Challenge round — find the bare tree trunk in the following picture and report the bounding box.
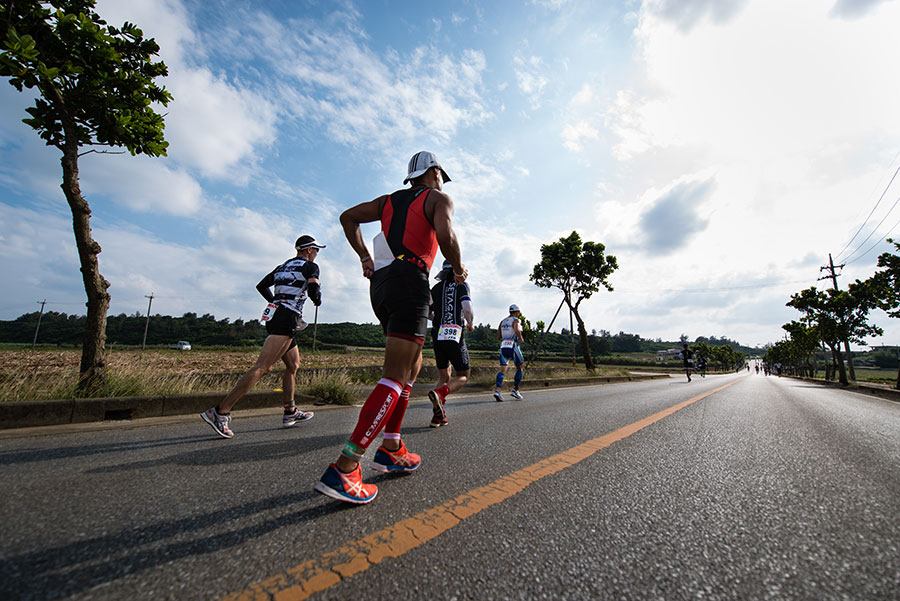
[895,360,899,390]
[571,303,594,371]
[844,339,856,381]
[830,342,848,385]
[61,147,110,396]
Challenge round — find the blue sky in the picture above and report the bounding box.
[2,0,900,349]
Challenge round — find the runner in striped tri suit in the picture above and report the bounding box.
[493,304,525,402]
[200,235,324,439]
[428,259,474,427]
[316,151,467,505]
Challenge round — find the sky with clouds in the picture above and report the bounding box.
[2,0,900,350]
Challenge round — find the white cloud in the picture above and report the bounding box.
[98,0,280,182]
[617,0,900,163]
[81,154,205,217]
[562,120,601,152]
[583,0,900,346]
[641,0,750,32]
[513,55,549,109]
[216,11,493,153]
[163,68,279,180]
[829,0,892,20]
[531,0,573,8]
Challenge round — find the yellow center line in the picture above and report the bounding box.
[223,377,745,601]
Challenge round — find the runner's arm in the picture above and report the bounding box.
[303,262,321,306]
[256,271,276,303]
[430,191,467,283]
[461,283,474,331]
[340,196,385,278]
[514,319,524,344]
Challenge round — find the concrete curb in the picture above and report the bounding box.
[0,390,319,430]
[787,375,900,403]
[0,373,668,430]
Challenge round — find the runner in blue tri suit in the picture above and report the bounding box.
[494,304,525,401]
[200,235,324,438]
[428,260,474,427]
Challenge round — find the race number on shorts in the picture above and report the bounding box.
[260,303,278,323]
[500,339,516,349]
[436,324,462,342]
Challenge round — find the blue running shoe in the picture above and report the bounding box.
[314,463,377,504]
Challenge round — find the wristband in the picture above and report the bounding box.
[454,271,465,278]
[360,255,371,263]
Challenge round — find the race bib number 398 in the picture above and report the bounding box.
[437,324,462,342]
[260,303,278,322]
[500,339,516,349]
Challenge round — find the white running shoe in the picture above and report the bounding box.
[201,407,233,438]
[493,390,504,402]
[283,407,314,427]
[510,389,523,400]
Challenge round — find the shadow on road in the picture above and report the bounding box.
[0,487,338,600]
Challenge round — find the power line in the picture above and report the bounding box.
[842,191,900,265]
[835,154,900,263]
[844,211,900,266]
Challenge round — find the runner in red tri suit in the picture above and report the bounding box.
[315,151,468,504]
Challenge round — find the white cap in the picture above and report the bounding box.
[295,235,326,250]
[509,304,520,313]
[404,151,451,184]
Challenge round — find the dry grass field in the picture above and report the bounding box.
[0,347,393,402]
[0,347,536,402]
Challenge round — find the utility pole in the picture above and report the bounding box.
[31,299,46,350]
[819,253,855,383]
[141,293,154,350]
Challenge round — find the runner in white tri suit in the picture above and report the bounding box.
[200,235,324,438]
[494,304,525,401]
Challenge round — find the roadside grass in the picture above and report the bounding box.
[299,370,358,405]
[0,366,214,402]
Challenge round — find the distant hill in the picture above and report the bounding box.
[0,311,764,355]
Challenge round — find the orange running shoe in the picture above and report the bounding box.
[371,441,422,473]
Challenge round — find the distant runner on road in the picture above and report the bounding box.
[494,304,525,402]
[428,259,475,427]
[200,235,324,438]
[315,150,467,505]
[682,343,694,382]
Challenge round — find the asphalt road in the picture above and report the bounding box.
[1,373,899,601]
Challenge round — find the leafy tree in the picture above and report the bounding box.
[518,313,537,346]
[781,320,821,377]
[861,238,900,388]
[1,1,172,394]
[870,349,899,370]
[530,231,618,370]
[787,286,881,385]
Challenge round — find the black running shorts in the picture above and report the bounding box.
[369,260,430,342]
[433,337,470,372]
[265,305,300,350]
